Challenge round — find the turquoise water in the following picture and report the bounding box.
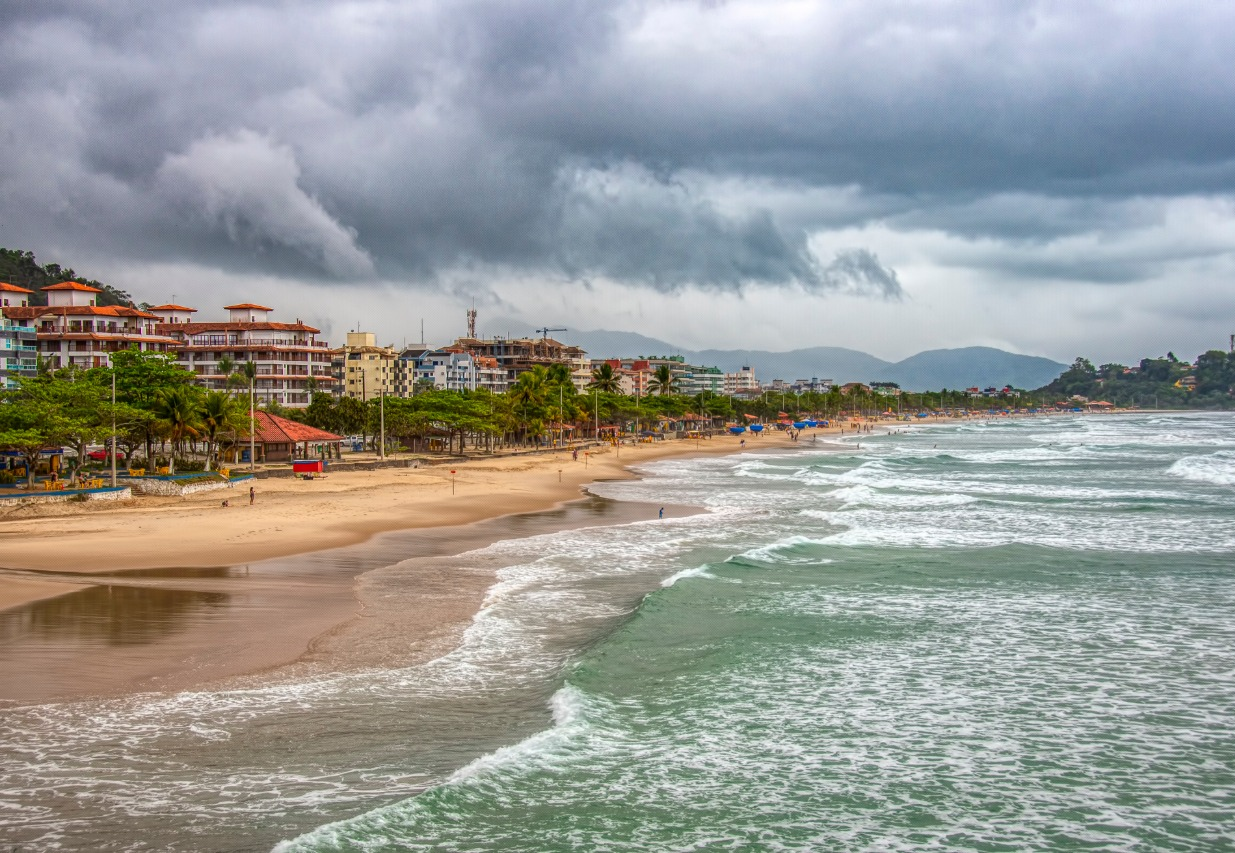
[4,413,1235,851]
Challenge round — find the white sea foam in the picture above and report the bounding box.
[661,565,717,587]
[1168,451,1235,486]
[732,535,836,565]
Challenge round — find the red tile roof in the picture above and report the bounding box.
[224,303,274,311]
[43,281,103,292]
[149,304,197,311]
[247,411,343,444]
[157,321,321,334]
[3,305,160,319]
[0,282,34,293]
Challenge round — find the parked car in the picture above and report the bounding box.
[87,449,126,461]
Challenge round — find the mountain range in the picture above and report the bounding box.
[481,321,1067,391]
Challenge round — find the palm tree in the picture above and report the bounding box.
[546,363,573,386]
[649,364,678,396]
[589,363,621,394]
[199,391,244,471]
[509,366,549,444]
[152,386,203,473]
[215,355,236,392]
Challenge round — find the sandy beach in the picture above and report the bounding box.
[0,427,827,702]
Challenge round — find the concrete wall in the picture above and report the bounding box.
[0,487,132,507]
[129,477,250,496]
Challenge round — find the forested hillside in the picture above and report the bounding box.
[0,248,134,307]
[1037,352,1235,409]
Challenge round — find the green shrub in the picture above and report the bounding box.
[0,471,16,485]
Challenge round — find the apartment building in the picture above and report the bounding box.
[154,303,334,408]
[0,283,38,387]
[450,335,587,383]
[334,331,397,400]
[393,346,432,396]
[3,282,180,371]
[590,362,657,399]
[413,348,509,393]
[722,365,759,397]
[686,365,724,396]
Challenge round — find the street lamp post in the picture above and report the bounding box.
[110,358,117,488]
[249,370,256,471]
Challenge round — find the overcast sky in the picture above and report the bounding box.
[3,0,1234,366]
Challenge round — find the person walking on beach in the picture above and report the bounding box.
[249,485,255,506]
[658,507,664,519]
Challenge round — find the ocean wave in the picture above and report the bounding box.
[1167,451,1235,486]
[271,684,597,852]
[828,485,979,509]
[661,565,718,587]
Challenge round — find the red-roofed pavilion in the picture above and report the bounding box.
[241,411,344,463]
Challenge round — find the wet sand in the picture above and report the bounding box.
[0,494,695,704]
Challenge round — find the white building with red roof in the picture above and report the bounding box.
[152,302,334,408]
[0,283,39,386]
[1,282,180,371]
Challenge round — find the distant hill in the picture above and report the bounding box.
[483,319,1067,391]
[882,347,1069,391]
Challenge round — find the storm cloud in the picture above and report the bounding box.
[2,0,1234,361]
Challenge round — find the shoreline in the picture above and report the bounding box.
[0,431,800,598]
[0,412,1071,704]
[0,429,808,703]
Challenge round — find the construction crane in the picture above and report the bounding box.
[535,327,567,359]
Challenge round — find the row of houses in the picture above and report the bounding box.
[1,284,764,405]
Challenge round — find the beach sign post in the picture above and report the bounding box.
[451,469,456,495]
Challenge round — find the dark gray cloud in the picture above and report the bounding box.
[1,0,1233,300]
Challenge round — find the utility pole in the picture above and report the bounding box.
[379,389,385,460]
